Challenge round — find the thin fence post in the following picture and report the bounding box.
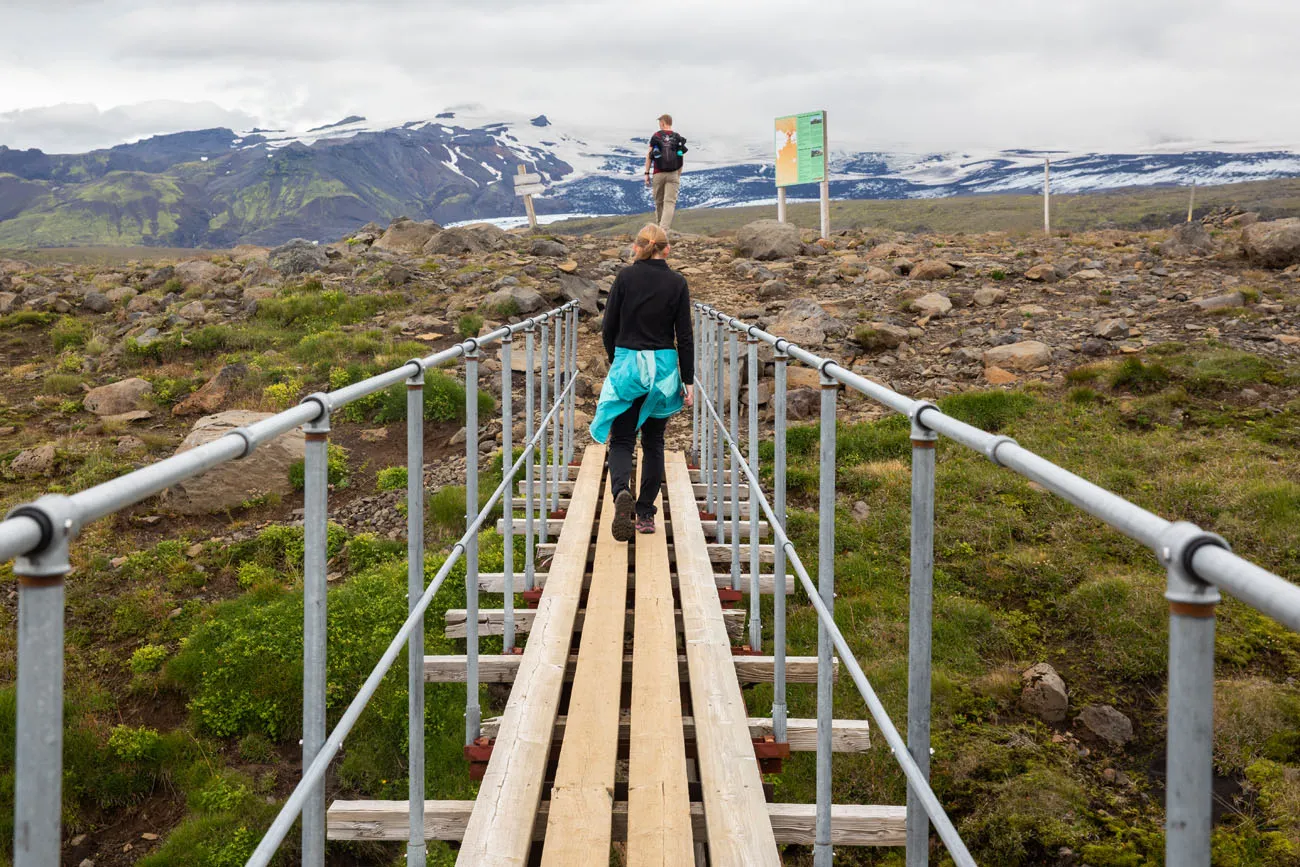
[9,496,73,867]
[772,346,790,742]
[301,400,331,867]
[567,305,577,471]
[691,308,700,467]
[405,366,427,867]
[1164,524,1225,867]
[907,404,938,867]
[702,312,713,515]
[539,320,549,546]
[501,335,516,652]
[729,326,741,592]
[524,326,537,591]
[464,347,481,744]
[714,316,725,545]
[814,369,837,867]
[746,332,760,646]
[551,312,562,514]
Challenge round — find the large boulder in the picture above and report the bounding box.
[173,363,247,416]
[1078,704,1134,747]
[1161,222,1214,256]
[910,259,955,280]
[269,239,328,276]
[910,292,952,318]
[162,411,306,515]
[10,444,56,478]
[424,224,510,256]
[1242,218,1300,268]
[770,299,847,346]
[373,218,441,254]
[983,340,1053,372]
[84,378,153,416]
[557,273,601,315]
[1024,263,1059,283]
[735,220,803,261]
[529,238,568,258]
[483,285,546,315]
[173,259,224,289]
[1021,662,1069,723]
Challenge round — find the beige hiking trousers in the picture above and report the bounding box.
[652,169,681,231]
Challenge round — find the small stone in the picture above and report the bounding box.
[984,366,1019,385]
[1079,704,1134,747]
[1278,335,1300,346]
[852,501,870,521]
[1074,268,1107,280]
[82,292,112,313]
[85,378,153,416]
[910,292,952,318]
[910,259,955,280]
[557,260,579,274]
[1020,662,1069,723]
[1094,318,1130,340]
[114,435,146,456]
[10,444,56,477]
[359,428,389,443]
[79,860,94,867]
[973,287,1006,306]
[449,427,468,446]
[1193,292,1245,311]
[982,340,1053,372]
[1024,263,1058,283]
[71,835,86,847]
[141,833,159,841]
[1081,338,1113,357]
[758,279,788,299]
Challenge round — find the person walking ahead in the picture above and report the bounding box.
[645,113,687,232]
[590,223,694,542]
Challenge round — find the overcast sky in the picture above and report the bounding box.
[1,0,1297,154]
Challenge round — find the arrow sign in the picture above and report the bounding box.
[514,183,546,198]
[513,173,542,187]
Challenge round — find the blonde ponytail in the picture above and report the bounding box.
[633,223,669,261]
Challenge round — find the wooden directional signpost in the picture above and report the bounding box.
[514,165,544,231]
[774,110,830,239]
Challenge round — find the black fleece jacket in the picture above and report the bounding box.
[601,259,695,385]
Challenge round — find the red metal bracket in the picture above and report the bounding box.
[464,736,495,779]
[753,736,791,773]
[717,587,743,608]
[550,508,568,519]
[522,589,544,609]
[699,510,717,521]
[731,644,761,656]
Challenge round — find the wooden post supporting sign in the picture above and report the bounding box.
[514,165,542,231]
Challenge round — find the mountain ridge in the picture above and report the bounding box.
[4,111,1300,247]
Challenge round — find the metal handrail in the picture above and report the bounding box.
[1,299,579,867]
[691,301,1300,867]
[696,385,977,866]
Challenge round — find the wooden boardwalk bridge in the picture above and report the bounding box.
[326,445,902,865]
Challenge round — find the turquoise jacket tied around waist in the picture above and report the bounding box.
[589,347,684,444]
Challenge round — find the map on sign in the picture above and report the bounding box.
[774,111,827,188]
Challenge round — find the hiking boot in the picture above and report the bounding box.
[611,489,636,542]
[635,516,656,535]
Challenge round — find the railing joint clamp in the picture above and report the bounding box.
[300,393,332,434]
[1160,521,1228,605]
[909,401,939,441]
[405,358,427,384]
[984,434,1017,466]
[7,494,77,577]
[774,338,790,356]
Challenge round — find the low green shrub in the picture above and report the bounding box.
[938,389,1035,432]
[376,466,408,491]
[130,644,169,674]
[457,313,484,339]
[1109,357,1171,393]
[0,311,55,329]
[51,315,91,350]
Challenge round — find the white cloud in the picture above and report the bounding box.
[1,0,1298,153]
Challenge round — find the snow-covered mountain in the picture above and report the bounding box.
[2,107,1299,247]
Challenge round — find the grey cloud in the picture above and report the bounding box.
[0,101,257,153]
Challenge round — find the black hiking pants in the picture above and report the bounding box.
[607,395,668,519]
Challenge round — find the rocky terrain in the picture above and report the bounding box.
[2,210,1300,866]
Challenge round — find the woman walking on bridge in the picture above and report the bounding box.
[590,223,695,542]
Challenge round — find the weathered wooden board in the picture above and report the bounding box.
[423,654,835,684]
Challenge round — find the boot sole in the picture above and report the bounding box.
[611,489,636,542]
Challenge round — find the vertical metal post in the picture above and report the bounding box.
[702,314,713,515]
[567,305,577,470]
[405,367,427,867]
[747,333,761,649]
[10,499,71,867]
[302,403,330,867]
[907,406,938,867]
[524,327,537,591]
[1164,526,1223,867]
[551,313,562,513]
[772,347,790,742]
[814,370,837,867]
[713,317,725,545]
[464,347,481,744]
[501,335,515,652]
[729,327,741,591]
[539,320,549,546]
[691,308,700,466]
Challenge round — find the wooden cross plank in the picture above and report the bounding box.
[497,517,770,538]
[475,571,792,594]
[327,799,906,846]
[443,607,744,640]
[665,451,779,865]
[480,715,871,753]
[535,541,775,564]
[540,479,628,864]
[520,480,749,499]
[422,654,835,684]
[455,444,604,867]
[627,488,693,866]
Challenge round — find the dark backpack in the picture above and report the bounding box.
[653,132,687,172]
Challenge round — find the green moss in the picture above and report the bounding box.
[1058,574,1167,680]
[1110,357,1172,393]
[961,766,1090,864]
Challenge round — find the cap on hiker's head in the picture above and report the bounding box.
[658,114,672,126]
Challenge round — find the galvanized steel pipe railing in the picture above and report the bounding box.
[693,301,1300,867]
[0,300,578,867]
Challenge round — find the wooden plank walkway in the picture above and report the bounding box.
[666,451,780,865]
[474,571,793,594]
[627,488,693,865]
[455,445,604,866]
[422,653,834,684]
[539,478,627,863]
[443,607,745,640]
